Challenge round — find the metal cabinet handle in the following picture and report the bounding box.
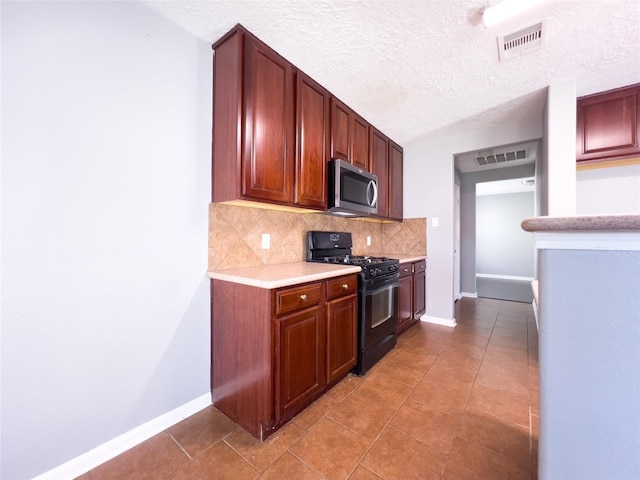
[300,294,307,301]
[342,283,349,290]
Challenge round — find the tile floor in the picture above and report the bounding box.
[76,297,539,480]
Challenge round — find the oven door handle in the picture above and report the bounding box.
[364,273,399,291]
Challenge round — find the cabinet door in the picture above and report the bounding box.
[351,113,370,171]
[330,97,350,162]
[326,294,357,385]
[276,306,326,422]
[370,128,389,218]
[243,39,295,203]
[413,264,426,319]
[577,84,640,162]
[397,269,413,334]
[388,141,404,220]
[295,72,330,209]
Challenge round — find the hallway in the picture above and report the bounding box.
[79,297,539,479]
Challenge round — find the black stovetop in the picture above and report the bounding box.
[306,231,399,277]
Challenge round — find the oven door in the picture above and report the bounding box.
[361,272,399,348]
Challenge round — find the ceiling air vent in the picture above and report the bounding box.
[498,20,547,61]
[475,148,527,167]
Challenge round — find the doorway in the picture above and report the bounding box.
[475,178,535,302]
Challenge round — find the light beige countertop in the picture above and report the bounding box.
[393,255,427,264]
[207,262,361,289]
[521,214,640,232]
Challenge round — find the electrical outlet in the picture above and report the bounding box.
[367,236,371,246]
[261,233,270,249]
[432,217,439,227]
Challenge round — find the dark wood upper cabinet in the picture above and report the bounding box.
[577,84,640,163]
[351,113,370,171]
[242,38,295,203]
[330,98,351,162]
[370,127,389,218]
[212,25,326,211]
[388,141,404,221]
[295,73,330,209]
[330,97,370,171]
[212,24,402,219]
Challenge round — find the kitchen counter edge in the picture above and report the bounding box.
[395,255,427,264]
[521,214,640,232]
[207,262,361,289]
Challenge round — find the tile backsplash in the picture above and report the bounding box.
[208,203,426,271]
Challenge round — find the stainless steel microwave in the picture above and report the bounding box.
[328,159,378,216]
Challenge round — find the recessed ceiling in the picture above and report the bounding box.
[454,139,540,174]
[476,177,536,196]
[143,0,640,146]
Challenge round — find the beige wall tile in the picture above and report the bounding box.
[208,203,427,270]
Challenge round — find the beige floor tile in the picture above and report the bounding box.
[289,417,371,480]
[258,452,324,480]
[225,420,307,472]
[443,436,530,480]
[167,405,238,458]
[456,408,531,468]
[166,441,259,480]
[327,390,397,440]
[362,427,446,480]
[347,465,385,480]
[389,400,459,452]
[90,432,188,480]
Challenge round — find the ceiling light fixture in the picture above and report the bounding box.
[482,0,548,27]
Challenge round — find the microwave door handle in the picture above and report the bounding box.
[367,180,378,207]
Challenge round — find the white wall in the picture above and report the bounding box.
[576,163,640,214]
[404,118,542,322]
[476,192,535,277]
[1,2,212,478]
[544,79,577,216]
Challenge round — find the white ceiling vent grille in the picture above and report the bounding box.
[498,20,547,61]
[475,149,527,166]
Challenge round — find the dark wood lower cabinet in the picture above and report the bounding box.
[211,273,357,440]
[276,305,325,423]
[413,262,426,318]
[397,260,427,335]
[326,293,357,386]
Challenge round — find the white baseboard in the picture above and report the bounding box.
[421,314,457,327]
[461,292,478,298]
[33,393,212,480]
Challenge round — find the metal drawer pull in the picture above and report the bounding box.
[342,283,349,289]
[300,294,307,301]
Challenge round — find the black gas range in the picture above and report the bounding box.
[306,231,399,375]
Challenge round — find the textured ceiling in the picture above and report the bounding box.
[143,0,640,146]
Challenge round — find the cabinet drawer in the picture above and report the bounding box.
[413,260,426,274]
[326,274,357,301]
[275,282,323,316]
[399,263,413,279]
